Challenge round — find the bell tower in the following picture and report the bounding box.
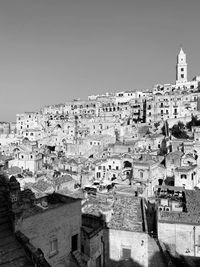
[176,47,187,84]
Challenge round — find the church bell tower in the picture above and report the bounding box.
[176,47,187,84]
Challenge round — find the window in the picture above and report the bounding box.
[122,248,131,260]
[191,173,194,180]
[140,172,143,178]
[181,74,184,78]
[109,165,111,170]
[50,239,58,256]
[116,166,119,170]
[81,245,84,253]
[71,234,78,252]
[181,174,187,179]
[181,68,184,71]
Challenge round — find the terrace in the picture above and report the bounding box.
[158,189,200,224]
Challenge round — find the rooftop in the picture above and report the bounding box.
[23,193,81,218]
[107,194,143,232]
[159,189,200,224]
[82,214,104,238]
[175,164,197,172]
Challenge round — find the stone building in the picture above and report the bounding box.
[105,192,148,267]
[0,174,51,266]
[8,149,43,174]
[81,214,104,267]
[7,175,83,267]
[0,121,10,135]
[157,187,200,264]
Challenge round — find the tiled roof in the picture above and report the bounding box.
[55,174,74,185]
[7,166,22,175]
[31,179,52,192]
[133,159,157,167]
[107,195,143,232]
[175,164,197,172]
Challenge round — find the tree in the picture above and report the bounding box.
[171,123,188,139]
[177,121,184,130]
[154,122,160,129]
[159,138,168,156]
[186,115,200,131]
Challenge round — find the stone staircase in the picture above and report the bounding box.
[148,236,166,267]
[0,187,33,267]
[72,250,89,267]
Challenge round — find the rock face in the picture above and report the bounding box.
[0,178,34,267]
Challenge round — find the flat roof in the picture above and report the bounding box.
[22,193,81,218]
[159,189,200,225]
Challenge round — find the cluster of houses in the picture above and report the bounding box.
[1,48,200,266]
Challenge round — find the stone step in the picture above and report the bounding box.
[0,209,9,216]
[0,247,26,264]
[0,193,7,196]
[0,240,21,252]
[0,201,8,208]
[1,255,33,267]
[0,221,10,232]
[0,229,12,239]
[0,215,9,224]
[0,235,16,248]
[0,208,8,214]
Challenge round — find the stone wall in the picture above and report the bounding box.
[15,200,81,267]
[104,228,148,267]
[158,221,200,257]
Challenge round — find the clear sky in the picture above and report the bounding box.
[1,0,200,121]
